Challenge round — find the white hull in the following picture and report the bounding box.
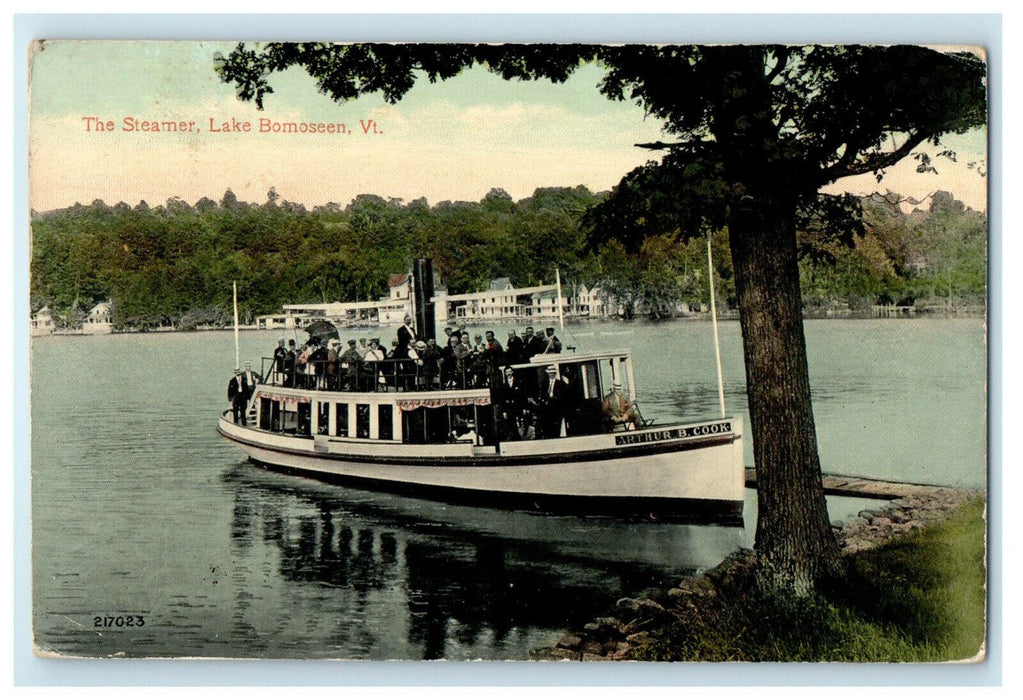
[218,413,745,520]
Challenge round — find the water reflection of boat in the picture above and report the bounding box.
[222,464,744,659]
[223,463,745,570]
[218,264,745,523]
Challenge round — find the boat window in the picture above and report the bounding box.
[378,405,393,441]
[297,403,311,437]
[335,403,349,437]
[425,406,450,443]
[402,408,428,444]
[317,402,330,435]
[270,402,282,432]
[259,397,273,430]
[281,409,298,434]
[579,361,600,400]
[356,404,370,439]
[450,406,474,442]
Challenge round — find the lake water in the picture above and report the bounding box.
[30,317,986,660]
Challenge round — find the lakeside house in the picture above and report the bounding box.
[30,306,56,337]
[82,301,113,335]
[31,301,115,336]
[565,283,607,318]
[438,278,565,324]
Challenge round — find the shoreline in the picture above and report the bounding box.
[33,307,986,338]
[531,483,982,661]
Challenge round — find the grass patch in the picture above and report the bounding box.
[632,497,987,662]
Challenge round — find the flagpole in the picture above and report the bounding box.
[233,281,240,370]
[707,235,726,419]
[555,267,565,332]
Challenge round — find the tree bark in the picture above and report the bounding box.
[729,200,842,595]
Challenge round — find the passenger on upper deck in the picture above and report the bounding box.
[339,339,364,390]
[483,331,505,385]
[541,327,563,354]
[296,340,316,388]
[364,338,385,362]
[410,340,431,390]
[364,338,387,390]
[284,340,297,387]
[522,326,544,360]
[273,339,288,383]
[308,339,329,387]
[396,315,417,358]
[505,329,524,365]
[419,338,441,390]
[325,340,340,389]
[440,332,470,388]
[468,334,488,387]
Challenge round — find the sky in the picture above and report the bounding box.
[28,40,988,214]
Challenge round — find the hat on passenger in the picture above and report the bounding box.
[348,339,357,346]
[416,340,426,349]
[612,380,623,389]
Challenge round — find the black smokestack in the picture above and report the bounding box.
[413,258,436,342]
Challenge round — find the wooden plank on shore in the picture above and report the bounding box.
[744,467,956,500]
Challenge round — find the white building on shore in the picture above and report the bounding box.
[256,274,420,331]
[30,306,56,336]
[82,301,113,334]
[437,278,568,325]
[259,274,618,333]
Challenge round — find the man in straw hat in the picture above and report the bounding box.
[227,368,249,425]
[536,364,568,438]
[602,379,642,432]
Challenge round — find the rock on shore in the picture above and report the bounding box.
[530,485,981,661]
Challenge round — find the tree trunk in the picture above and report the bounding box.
[729,201,841,595]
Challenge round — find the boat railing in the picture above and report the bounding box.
[257,356,501,393]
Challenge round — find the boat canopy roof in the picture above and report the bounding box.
[524,349,632,366]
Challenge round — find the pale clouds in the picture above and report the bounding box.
[28,41,987,213]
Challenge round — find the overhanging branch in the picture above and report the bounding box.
[820,131,929,182]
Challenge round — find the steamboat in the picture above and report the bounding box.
[218,261,745,522]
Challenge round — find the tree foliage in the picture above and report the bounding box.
[32,187,983,329]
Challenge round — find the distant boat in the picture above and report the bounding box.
[218,325,745,523]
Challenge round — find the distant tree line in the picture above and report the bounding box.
[30,186,986,330]
[799,190,987,312]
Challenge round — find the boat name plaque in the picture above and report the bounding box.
[615,421,732,446]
